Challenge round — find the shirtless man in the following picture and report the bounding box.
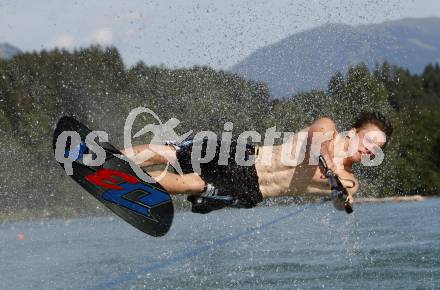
[122,111,392,213]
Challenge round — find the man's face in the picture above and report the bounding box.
[350,123,387,163]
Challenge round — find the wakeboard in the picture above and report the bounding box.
[53,116,174,237]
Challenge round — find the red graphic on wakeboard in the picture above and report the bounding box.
[85,169,138,190]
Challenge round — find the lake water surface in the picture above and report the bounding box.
[1,198,439,289]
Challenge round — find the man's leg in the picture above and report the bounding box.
[148,171,205,194]
[122,143,206,194]
[121,144,178,168]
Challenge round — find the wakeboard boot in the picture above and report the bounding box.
[187,183,235,214]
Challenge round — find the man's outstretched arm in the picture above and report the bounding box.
[308,117,337,169]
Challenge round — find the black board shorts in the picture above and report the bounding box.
[175,138,263,208]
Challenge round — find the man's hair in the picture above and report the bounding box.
[352,111,393,140]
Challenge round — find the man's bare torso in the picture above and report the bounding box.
[255,127,358,199]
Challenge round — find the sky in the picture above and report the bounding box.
[1,0,439,69]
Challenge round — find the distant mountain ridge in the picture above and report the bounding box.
[0,43,21,59]
[230,17,440,97]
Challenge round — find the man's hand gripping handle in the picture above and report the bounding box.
[318,155,353,214]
